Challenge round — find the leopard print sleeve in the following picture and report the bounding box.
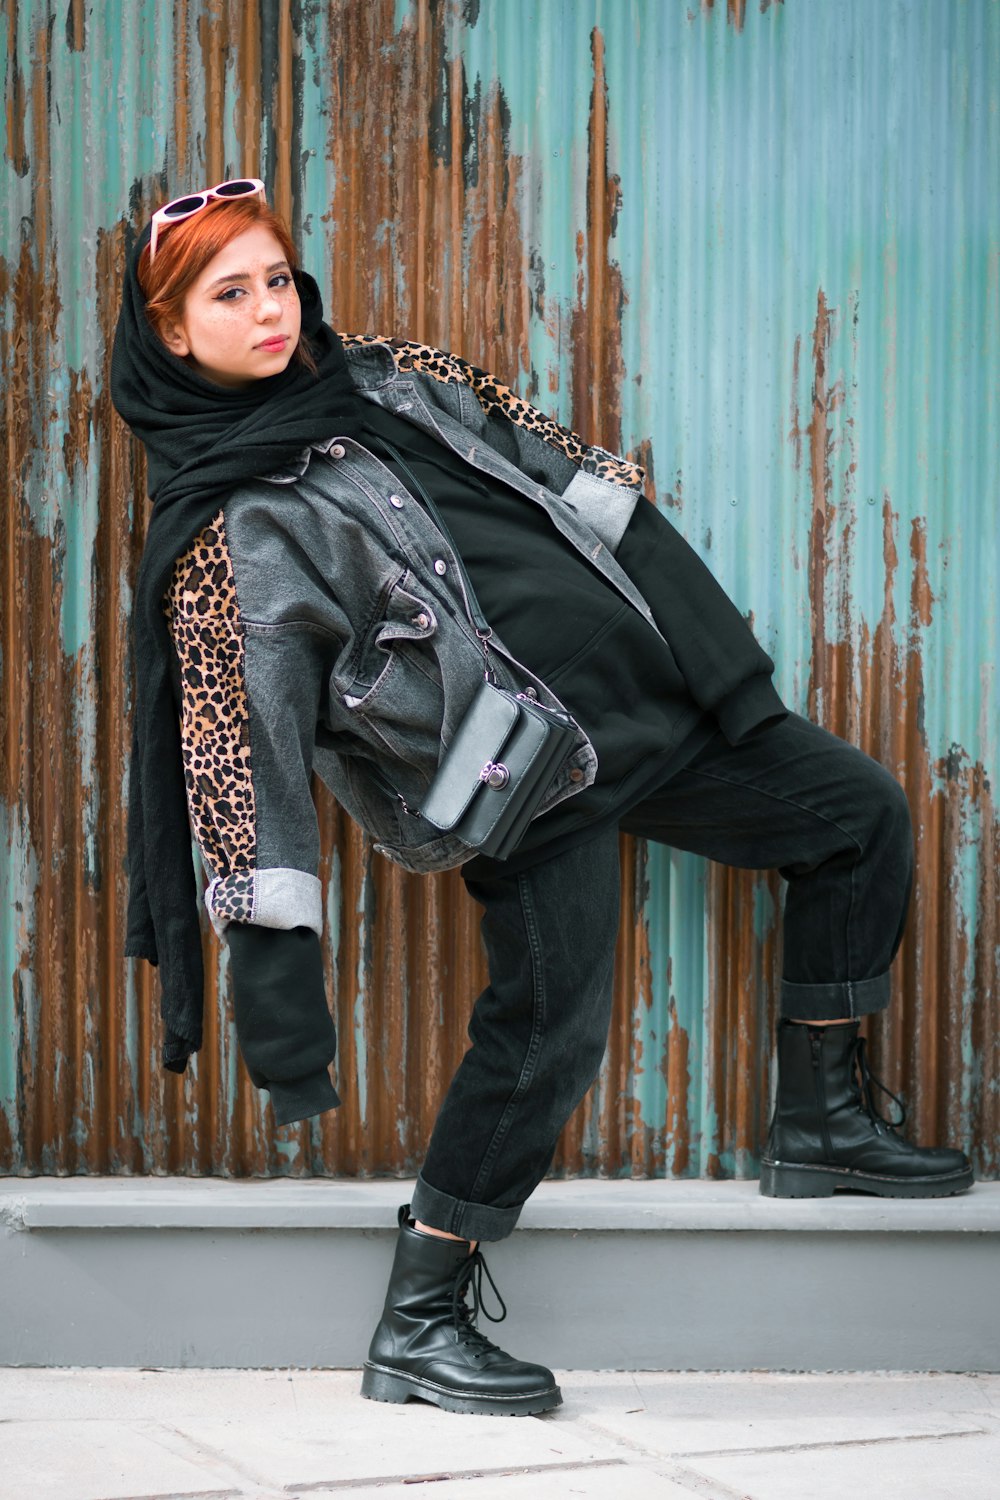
[162,510,259,919]
[163,509,327,944]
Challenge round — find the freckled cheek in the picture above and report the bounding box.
[201,313,250,348]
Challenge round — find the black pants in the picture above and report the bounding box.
[408,711,916,1242]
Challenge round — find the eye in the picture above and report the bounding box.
[215,275,292,302]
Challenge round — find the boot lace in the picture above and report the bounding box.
[450,1248,508,1359]
[849,1034,907,1134]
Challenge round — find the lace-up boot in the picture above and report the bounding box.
[360,1204,562,1416]
[759,1019,973,1198]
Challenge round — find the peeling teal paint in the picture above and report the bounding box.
[453,0,622,419]
[445,0,1000,789]
[3,0,996,1174]
[300,3,336,262]
[642,839,713,1174]
[0,802,39,1159]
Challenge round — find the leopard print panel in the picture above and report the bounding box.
[210,871,256,922]
[337,333,646,491]
[163,509,257,924]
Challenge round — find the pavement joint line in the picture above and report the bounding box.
[268,1457,631,1491]
[97,1490,242,1500]
[650,1460,753,1500]
[665,1423,989,1459]
[156,1420,291,1490]
[567,1412,991,1469]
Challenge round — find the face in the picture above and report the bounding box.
[160,223,302,388]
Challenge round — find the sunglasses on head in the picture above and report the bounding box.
[148,177,267,265]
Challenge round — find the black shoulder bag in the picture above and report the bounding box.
[361,430,580,862]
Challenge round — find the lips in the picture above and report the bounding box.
[257,335,289,351]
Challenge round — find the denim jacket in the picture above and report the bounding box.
[164,335,661,943]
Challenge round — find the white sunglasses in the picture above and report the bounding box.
[148,178,267,265]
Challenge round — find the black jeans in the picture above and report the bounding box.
[408,711,916,1242]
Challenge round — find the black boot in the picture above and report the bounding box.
[360,1204,562,1416]
[759,1019,974,1198]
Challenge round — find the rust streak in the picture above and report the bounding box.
[3,0,29,175]
[196,0,227,184]
[272,0,295,230]
[791,288,999,1170]
[570,26,626,461]
[233,0,261,174]
[66,0,85,52]
[174,0,191,177]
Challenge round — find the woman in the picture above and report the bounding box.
[111,180,973,1418]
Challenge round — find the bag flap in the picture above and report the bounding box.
[420,682,520,829]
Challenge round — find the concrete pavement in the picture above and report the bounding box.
[2,1367,999,1499]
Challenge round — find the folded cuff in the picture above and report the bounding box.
[268,1069,342,1127]
[205,867,323,941]
[409,1169,523,1243]
[562,468,642,552]
[780,970,892,1022]
[714,673,790,746]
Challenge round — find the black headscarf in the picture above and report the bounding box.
[111,217,366,1074]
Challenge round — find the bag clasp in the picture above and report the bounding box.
[479,761,510,790]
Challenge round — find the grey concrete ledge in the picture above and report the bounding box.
[1,1174,997,1234]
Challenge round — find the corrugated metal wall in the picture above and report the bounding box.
[2,0,997,1179]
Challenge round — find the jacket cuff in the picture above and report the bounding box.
[268,1069,342,1127]
[162,1029,197,1074]
[561,468,641,553]
[714,673,790,745]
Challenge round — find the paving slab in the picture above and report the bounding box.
[3,1368,1000,1500]
[688,1430,1000,1500]
[0,1368,628,1500]
[0,1418,244,1500]
[163,1407,623,1492]
[558,1369,997,1454]
[0,1365,302,1422]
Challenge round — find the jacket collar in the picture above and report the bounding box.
[342,338,398,391]
[258,340,399,482]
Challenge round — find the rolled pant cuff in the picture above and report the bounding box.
[409,1170,522,1243]
[779,970,891,1021]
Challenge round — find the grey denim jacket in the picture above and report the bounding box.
[164,335,658,944]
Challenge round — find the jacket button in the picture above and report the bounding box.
[330,443,346,458]
[434,559,447,575]
[414,612,430,628]
[569,768,585,783]
[389,493,404,508]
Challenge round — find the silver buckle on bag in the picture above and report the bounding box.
[480,761,510,790]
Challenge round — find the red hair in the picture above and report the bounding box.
[137,195,318,375]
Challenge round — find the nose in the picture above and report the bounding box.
[256,285,282,319]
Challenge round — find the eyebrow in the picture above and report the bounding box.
[207,260,291,289]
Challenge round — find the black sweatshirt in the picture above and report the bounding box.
[355,401,788,873]
[225,404,789,1121]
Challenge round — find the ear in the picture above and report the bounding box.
[161,321,191,358]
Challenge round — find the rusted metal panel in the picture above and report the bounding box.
[1,0,997,1180]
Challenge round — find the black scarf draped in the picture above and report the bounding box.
[111,219,367,1074]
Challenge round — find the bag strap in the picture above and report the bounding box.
[359,424,496,660]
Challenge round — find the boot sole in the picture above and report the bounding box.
[360,1361,562,1416]
[759,1159,975,1199]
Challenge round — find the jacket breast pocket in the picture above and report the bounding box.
[339,571,447,767]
